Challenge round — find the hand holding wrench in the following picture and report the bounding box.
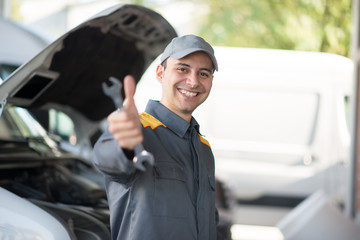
[102,76,154,171]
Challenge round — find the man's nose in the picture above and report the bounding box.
[186,72,200,88]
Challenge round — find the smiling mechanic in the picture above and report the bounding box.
[93,34,221,240]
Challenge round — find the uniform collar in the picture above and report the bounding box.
[145,100,200,138]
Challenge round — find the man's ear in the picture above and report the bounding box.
[156,64,164,83]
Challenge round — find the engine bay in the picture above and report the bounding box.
[0,156,111,239]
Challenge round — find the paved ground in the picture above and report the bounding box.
[229,204,292,240]
[231,224,284,240]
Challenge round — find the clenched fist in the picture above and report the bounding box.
[107,75,143,150]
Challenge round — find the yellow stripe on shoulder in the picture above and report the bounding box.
[198,133,211,148]
[140,112,166,130]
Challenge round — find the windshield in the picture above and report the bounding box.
[0,64,18,80]
[0,105,57,148]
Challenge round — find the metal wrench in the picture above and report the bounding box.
[102,76,154,171]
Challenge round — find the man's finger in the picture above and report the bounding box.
[124,75,136,101]
[123,75,139,116]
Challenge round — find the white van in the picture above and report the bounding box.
[135,46,354,208]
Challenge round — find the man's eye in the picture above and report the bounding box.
[200,72,209,77]
[178,67,187,72]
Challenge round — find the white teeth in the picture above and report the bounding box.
[179,89,197,97]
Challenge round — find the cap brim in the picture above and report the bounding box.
[169,48,218,71]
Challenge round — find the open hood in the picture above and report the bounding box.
[0,4,177,123]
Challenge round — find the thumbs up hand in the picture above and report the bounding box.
[108,75,143,150]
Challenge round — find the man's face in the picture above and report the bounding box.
[156,51,214,122]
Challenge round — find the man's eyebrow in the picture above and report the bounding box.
[175,62,213,73]
[175,62,190,68]
[200,67,213,74]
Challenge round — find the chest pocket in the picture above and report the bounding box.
[153,164,189,218]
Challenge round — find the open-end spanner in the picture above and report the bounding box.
[102,76,155,171]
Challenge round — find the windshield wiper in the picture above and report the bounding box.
[0,137,51,155]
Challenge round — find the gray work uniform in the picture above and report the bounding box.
[93,100,218,240]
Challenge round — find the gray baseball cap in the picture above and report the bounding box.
[160,34,218,71]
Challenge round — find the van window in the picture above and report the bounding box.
[210,88,319,145]
[49,109,76,145]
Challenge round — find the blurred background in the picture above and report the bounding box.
[0,1,358,240]
[0,0,352,56]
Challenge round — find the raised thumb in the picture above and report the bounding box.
[123,75,137,109]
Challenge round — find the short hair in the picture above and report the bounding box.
[161,59,167,69]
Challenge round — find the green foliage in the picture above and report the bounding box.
[10,0,23,21]
[196,0,352,56]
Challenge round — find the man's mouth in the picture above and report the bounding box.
[178,89,198,97]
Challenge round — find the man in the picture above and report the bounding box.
[93,34,220,240]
